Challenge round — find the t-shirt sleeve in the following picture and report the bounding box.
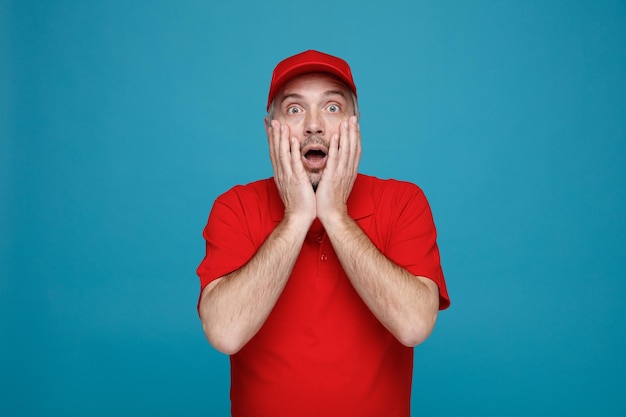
[196,187,260,294]
[382,184,450,310]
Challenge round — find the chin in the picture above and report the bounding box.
[308,173,322,192]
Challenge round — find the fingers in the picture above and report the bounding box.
[278,123,294,177]
[328,116,360,176]
[338,119,350,170]
[326,131,339,172]
[290,136,306,177]
[267,120,279,173]
[268,119,309,182]
[347,116,361,174]
[268,120,295,178]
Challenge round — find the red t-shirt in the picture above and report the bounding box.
[197,174,450,417]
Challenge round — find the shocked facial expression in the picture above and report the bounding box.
[268,73,356,189]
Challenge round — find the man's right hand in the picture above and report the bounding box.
[267,119,316,226]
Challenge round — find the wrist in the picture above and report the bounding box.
[282,210,315,233]
[318,208,351,232]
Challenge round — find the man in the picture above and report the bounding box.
[197,50,450,417]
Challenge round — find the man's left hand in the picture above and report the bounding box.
[316,115,361,225]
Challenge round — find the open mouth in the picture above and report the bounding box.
[302,145,328,170]
[304,149,327,162]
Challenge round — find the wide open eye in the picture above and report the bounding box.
[287,106,302,115]
[327,104,340,113]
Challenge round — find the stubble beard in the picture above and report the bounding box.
[301,135,329,153]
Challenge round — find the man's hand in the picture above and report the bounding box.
[316,116,362,226]
[267,119,317,225]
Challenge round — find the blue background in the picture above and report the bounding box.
[2,1,625,415]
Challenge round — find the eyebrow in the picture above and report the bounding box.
[323,90,348,99]
[279,93,304,106]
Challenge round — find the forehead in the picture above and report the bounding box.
[278,72,352,99]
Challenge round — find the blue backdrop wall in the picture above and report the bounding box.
[2,1,625,416]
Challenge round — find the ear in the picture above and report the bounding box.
[264,116,272,138]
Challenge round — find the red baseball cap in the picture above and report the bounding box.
[266,50,357,111]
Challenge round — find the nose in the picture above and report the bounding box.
[304,109,324,136]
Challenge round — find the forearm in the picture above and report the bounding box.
[323,213,440,347]
[199,215,310,354]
